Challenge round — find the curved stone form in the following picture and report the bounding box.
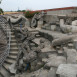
[7,15,28,24]
[31,18,37,28]
[31,13,45,28]
[52,35,77,46]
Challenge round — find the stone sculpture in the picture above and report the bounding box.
[7,15,28,24]
[52,35,77,46]
[60,19,77,33]
[31,12,46,28]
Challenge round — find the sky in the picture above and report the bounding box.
[0,0,77,11]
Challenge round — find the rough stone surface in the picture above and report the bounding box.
[68,43,74,48]
[64,48,77,64]
[47,67,57,77]
[72,20,77,26]
[52,35,76,46]
[51,25,57,31]
[38,21,43,28]
[31,59,44,71]
[23,51,37,63]
[73,39,77,50]
[56,64,77,77]
[44,56,66,68]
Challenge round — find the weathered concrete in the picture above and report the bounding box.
[63,47,77,64]
[72,20,77,26]
[68,43,74,48]
[52,35,77,46]
[47,67,57,77]
[44,56,66,68]
[39,29,67,39]
[23,51,37,63]
[60,19,77,33]
[51,25,57,31]
[73,39,77,50]
[37,21,43,28]
[56,64,77,77]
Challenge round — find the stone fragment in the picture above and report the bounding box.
[42,58,48,63]
[41,47,52,52]
[51,25,57,31]
[52,35,76,46]
[73,39,77,50]
[9,63,17,74]
[68,43,74,48]
[47,67,57,77]
[72,20,77,26]
[23,51,37,63]
[56,46,61,50]
[44,56,66,69]
[30,59,44,71]
[38,21,43,28]
[58,50,64,56]
[56,64,77,77]
[37,69,48,77]
[64,48,77,64]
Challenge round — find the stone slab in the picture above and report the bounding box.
[56,64,77,77]
[64,48,77,64]
[44,56,66,68]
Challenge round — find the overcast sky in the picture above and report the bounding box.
[0,0,77,11]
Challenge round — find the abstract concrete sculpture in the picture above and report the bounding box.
[7,15,28,24]
[31,12,45,28]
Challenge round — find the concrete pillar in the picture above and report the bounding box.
[37,21,43,28]
[60,19,64,26]
[51,25,56,31]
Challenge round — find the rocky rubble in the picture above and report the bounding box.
[13,26,77,77]
[9,14,77,77]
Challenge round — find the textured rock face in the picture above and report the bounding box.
[51,25,57,31]
[63,48,77,64]
[72,20,77,26]
[42,24,51,30]
[8,14,77,77]
[56,64,77,77]
[37,21,43,28]
[31,60,44,71]
[43,15,59,24]
[60,19,77,33]
[23,51,37,63]
[52,35,75,46]
[44,56,66,68]
[73,39,77,50]
[47,67,57,77]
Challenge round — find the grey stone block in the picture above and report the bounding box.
[56,64,77,77]
[51,25,57,31]
[64,48,77,64]
[44,56,66,68]
[47,67,57,77]
[68,43,74,48]
[37,70,48,77]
